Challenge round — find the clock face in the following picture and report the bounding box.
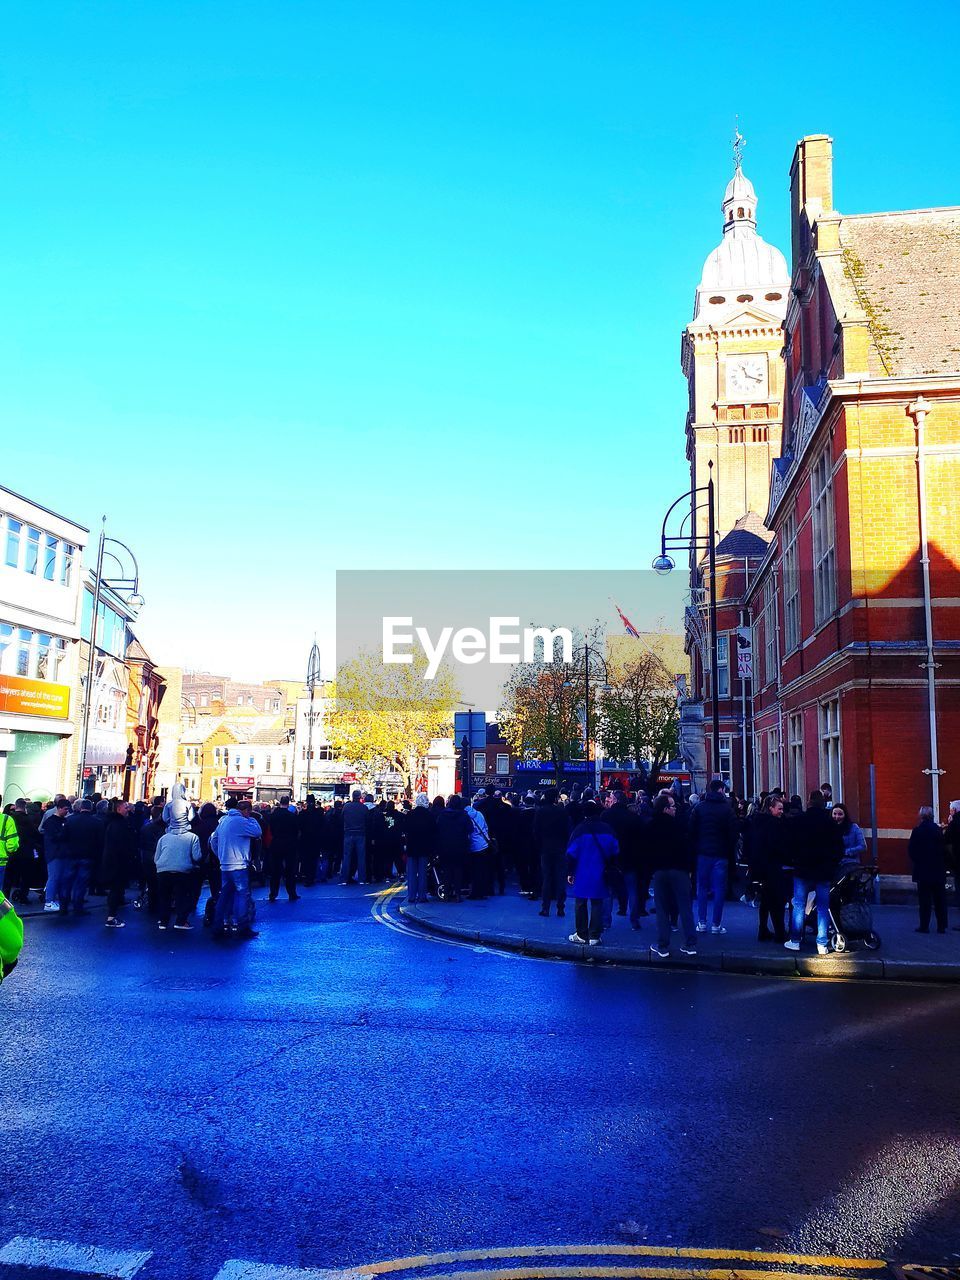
[726,355,768,399]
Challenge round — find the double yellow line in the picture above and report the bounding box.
[344,1243,888,1280]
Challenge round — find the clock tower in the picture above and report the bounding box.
[681,148,790,544]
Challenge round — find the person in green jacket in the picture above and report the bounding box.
[0,805,24,981]
[0,895,23,983]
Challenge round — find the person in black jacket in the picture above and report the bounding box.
[435,795,471,902]
[101,800,137,928]
[268,798,300,902]
[785,791,843,955]
[648,793,697,957]
[691,780,738,934]
[908,806,948,934]
[604,792,646,929]
[297,794,325,885]
[405,793,436,904]
[749,795,789,943]
[533,790,569,918]
[62,800,104,914]
[138,802,166,914]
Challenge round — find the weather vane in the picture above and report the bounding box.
[733,118,745,170]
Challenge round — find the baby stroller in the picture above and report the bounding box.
[828,865,881,952]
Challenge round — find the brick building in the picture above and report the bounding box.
[747,137,960,870]
[742,134,960,870]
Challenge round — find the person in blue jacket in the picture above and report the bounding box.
[565,801,618,946]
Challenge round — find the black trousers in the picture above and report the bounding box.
[758,873,788,941]
[540,851,567,909]
[270,846,299,899]
[468,851,489,898]
[156,871,193,925]
[106,873,126,917]
[575,898,603,941]
[918,882,948,932]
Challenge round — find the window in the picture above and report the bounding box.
[811,446,836,625]
[265,755,272,772]
[200,694,208,707]
[496,753,509,774]
[767,728,780,792]
[16,628,30,677]
[5,519,21,569]
[473,752,485,775]
[789,714,804,798]
[763,580,777,685]
[819,699,841,798]
[718,735,732,786]
[782,511,800,653]
[716,634,729,698]
[43,535,57,581]
[281,755,288,773]
[248,755,255,770]
[24,527,40,575]
[61,544,74,586]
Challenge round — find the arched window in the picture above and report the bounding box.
[737,207,744,218]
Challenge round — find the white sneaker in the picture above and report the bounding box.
[817,943,830,956]
[568,933,588,945]
[650,945,670,958]
[784,940,800,951]
[696,921,708,933]
[43,901,59,913]
[588,938,602,947]
[710,925,727,935]
[679,945,698,956]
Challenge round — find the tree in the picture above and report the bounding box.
[598,647,679,792]
[325,649,459,794]
[497,626,601,779]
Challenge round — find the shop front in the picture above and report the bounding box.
[0,673,74,802]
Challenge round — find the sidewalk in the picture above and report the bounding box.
[400,891,960,982]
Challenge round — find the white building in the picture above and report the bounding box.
[0,485,87,801]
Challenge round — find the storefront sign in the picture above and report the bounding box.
[0,674,70,720]
[225,775,255,788]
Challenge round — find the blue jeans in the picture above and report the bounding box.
[215,867,250,931]
[696,856,729,926]
[342,832,366,883]
[59,859,91,911]
[45,858,65,904]
[791,876,831,947]
[407,856,427,903]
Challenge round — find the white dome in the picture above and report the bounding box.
[724,167,756,208]
[691,161,790,321]
[699,234,789,292]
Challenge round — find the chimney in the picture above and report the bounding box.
[790,135,834,269]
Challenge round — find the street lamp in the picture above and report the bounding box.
[305,640,321,800]
[77,518,143,795]
[653,461,721,781]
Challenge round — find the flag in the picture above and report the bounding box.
[615,602,640,639]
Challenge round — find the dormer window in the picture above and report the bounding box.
[765,292,783,302]
[709,295,725,304]
[737,294,754,303]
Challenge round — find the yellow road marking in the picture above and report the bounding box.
[352,1268,866,1280]
[351,1246,885,1274]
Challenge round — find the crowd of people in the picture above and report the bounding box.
[1,777,958,955]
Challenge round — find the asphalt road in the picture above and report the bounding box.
[2,883,960,1280]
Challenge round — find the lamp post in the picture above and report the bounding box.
[653,462,720,780]
[77,519,143,796]
[305,641,321,800]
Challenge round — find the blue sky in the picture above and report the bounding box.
[2,1,958,683]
